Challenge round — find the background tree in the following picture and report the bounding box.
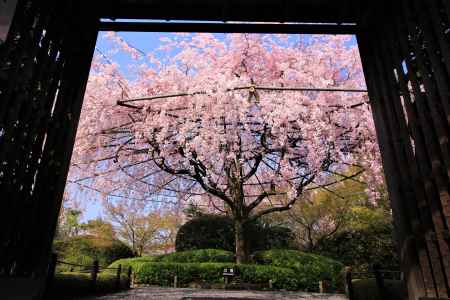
[315,209,397,271]
[56,208,84,240]
[70,33,383,263]
[83,218,116,240]
[265,168,373,251]
[264,172,395,270]
[150,211,183,253]
[53,235,134,270]
[104,199,177,256]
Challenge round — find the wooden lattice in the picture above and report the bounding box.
[358,0,450,298]
[0,0,98,276]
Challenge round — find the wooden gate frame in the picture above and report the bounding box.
[0,1,449,299]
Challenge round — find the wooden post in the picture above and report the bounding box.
[357,19,429,299]
[269,279,273,289]
[127,266,132,288]
[373,264,386,299]
[48,253,57,284]
[174,275,178,288]
[345,267,354,300]
[42,253,58,299]
[115,264,122,290]
[319,280,329,294]
[91,260,99,292]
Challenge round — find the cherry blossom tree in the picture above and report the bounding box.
[69,33,383,263]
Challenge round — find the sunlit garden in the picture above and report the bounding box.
[51,32,399,299]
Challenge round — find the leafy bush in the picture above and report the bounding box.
[109,249,341,291]
[47,272,130,299]
[247,225,296,252]
[316,225,398,272]
[253,249,343,291]
[131,262,299,290]
[109,249,234,271]
[352,279,406,300]
[54,235,134,271]
[153,249,234,263]
[238,264,299,290]
[175,215,294,252]
[176,215,235,252]
[109,256,157,273]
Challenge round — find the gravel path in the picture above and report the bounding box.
[81,287,347,300]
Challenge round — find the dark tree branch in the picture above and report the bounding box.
[242,154,263,182]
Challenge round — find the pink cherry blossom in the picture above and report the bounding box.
[69,33,384,254]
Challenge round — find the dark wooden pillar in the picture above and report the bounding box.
[357,0,450,299]
[0,0,98,297]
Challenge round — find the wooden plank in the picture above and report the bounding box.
[369,30,443,299]
[441,0,450,25]
[375,22,450,299]
[397,1,450,297]
[99,21,357,35]
[386,15,450,294]
[0,0,47,275]
[97,0,362,24]
[411,0,450,126]
[400,0,450,223]
[357,29,429,299]
[29,5,99,274]
[427,1,450,80]
[12,2,72,273]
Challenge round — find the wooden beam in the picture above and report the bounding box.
[99,21,357,34]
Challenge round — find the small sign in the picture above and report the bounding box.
[223,267,235,276]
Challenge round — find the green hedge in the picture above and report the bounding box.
[253,249,343,291]
[132,262,299,290]
[153,249,234,264]
[352,279,406,300]
[109,249,234,270]
[47,272,129,299]
[109,256,157,274]
[109,249,343,291]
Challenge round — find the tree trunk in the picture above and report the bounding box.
[235,219,249,264]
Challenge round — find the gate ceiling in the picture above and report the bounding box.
[97,0,363,23]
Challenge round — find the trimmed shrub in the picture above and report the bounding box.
[253,249,343,291]
[153,249,234,263]
[251,225,295,251]
[109,249,234,271]
[109,256,157,273]
[108,249,342,291]
[175,215,235,252]
[238,264,299,290]
[175,215,294,252]
[131,262,299,290]
[54,235,134,271]
[109,249,341,291]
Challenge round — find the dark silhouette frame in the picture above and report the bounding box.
[0,1,449,299]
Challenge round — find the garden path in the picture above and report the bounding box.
[82,287,347,300]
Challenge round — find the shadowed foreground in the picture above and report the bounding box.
[81,287,347,300]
